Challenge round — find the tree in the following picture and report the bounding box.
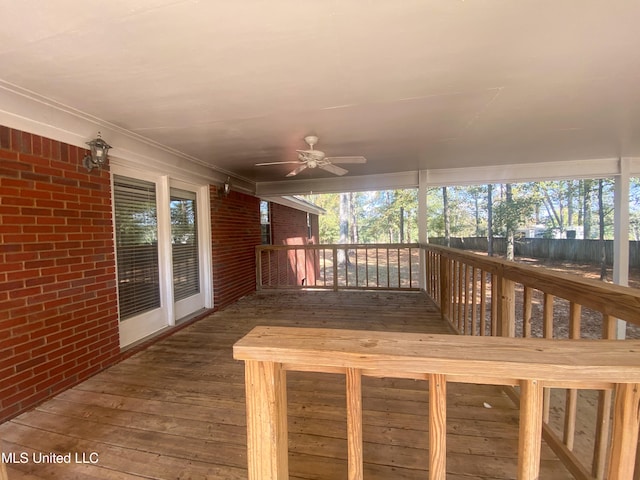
[493,183,535,261]
[337,192,350,264]
[443,187,450,247]
[487,184,494,256]
[598,179,606,280]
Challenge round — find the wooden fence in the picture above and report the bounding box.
[429,237,640,266]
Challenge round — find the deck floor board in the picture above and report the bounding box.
[1,290,572,479]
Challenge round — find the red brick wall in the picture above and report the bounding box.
[0,126,120,423]
[265,203,320,286]
[210,187,261,309]
[271,203,319,246]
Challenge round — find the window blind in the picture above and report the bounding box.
[113,175,161,320]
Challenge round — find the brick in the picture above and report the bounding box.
[0,126,119,423]
[0,125,10,148]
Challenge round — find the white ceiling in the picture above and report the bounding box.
[1,1,640,192]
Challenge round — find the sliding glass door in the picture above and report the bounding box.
[171,186,206,320]
[113,173,210,347]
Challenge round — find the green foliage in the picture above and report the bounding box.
[492,186,536,236]
[304,177,627,244]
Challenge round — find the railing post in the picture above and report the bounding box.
[439,255,450,320]
[244,360,289,480]
[607,383,640,480]
[518,379,544,480]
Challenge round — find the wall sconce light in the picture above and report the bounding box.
[83,132,112,172]
[222,177,231,196]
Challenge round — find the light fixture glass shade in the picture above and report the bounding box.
[84,134,112,172]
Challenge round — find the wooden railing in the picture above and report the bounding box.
[256,243,420,291]
[234,326,640,480]
[423,243,640,480]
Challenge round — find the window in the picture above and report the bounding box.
[171,189,200,301]
[113,175,161,320]
[260,200,271,244]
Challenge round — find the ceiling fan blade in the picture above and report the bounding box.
[255,161,303,166]
[286,164,308,177]
[324,156,367,164]
[319,163,348,176]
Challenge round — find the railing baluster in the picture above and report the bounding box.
[365,247,369,287]
[386,247,390,288]
[463,264,470,334]
[518,379,544,480]
[256,248,263,290]
[457,261,463,332]
[376,247,380,287]
[593,314,617,479]
[480,270,487,336]
[490,273,498,336]
[346,368,363,480]
[440,256,450,320]
[470,266,477,336]
[322,248,327,287]
[332,246,338,291]
[523,286,532,338]
[543,294,554,423]
[409,246,413,288]
[563,302,582,450]
[355,246,359,287]
[397,247,401,288]
[429,373,447,480]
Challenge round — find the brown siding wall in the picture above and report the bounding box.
[0,125,120,423]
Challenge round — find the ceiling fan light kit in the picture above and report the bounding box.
[255,135,367,177]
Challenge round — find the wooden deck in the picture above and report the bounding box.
[0,290,573,479]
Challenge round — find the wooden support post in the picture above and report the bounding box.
[429,373,447,480]
[244,360,289,480]
[518,379,544,480]
[607,383,640,480]
[346,368,363,480]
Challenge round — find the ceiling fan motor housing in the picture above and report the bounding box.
[304,135,319,148]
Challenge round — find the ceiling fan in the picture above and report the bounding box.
[255,135,367,177]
